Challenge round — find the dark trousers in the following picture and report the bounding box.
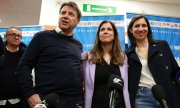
[39,93,84,108]
[21,94,84,108]
[0,101,21,108]
[57,95,84,108]
[21,97,30,108]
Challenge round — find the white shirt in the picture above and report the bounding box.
[55,27,65,34]
[0,98,20,105]
[138,56,156,88]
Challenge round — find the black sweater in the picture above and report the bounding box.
[0,42,26,99]
[16,30,83,99]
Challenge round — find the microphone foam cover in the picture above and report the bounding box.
[151,84,167,102]
[44,93,59,108]
[108,74,123,91]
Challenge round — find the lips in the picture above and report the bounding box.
[61,20,68,25]
[136,31,146,36]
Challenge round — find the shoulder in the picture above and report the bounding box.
[81,51,91,60]
[74,38,83,47]
[72,37,82,47]
[152,40,169,47]
[19,42,27,50]
[153,40,167,44]
[122,53,128,65]
[125,45,135,55]
[31,30,57,42]
[35,30,56,37]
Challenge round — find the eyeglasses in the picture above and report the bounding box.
[7,33,22,38]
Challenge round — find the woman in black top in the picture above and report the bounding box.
[82,20,131,108]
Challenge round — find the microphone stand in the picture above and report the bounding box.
[109,90,116,108]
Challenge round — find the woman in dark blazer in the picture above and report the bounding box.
[126,15,180,108]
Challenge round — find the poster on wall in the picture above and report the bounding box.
[74,15,125,51]
[126,13,180,64]
[0,26,42,45]
[0,15,125,52]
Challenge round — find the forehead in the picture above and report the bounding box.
[61,5,77,13]
[134,18,147,24]
[100,22,112,28]
[7,28,21,34]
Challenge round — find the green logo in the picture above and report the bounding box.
[83,4,116,14]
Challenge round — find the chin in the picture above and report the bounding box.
[60,24,68,28]
[101,41,112,44]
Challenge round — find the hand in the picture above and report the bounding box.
[28,94,41,108]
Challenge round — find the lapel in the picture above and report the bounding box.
[82,51,96,87]
[126,46,139,62]
[89,62,96,85]
[119,65,125,81]
[148,42,159,60]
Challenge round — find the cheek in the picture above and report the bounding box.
[99,32,103,36]
[69,16,75,20]
[99,35,103,40]
[111,32,115,37]
[144,28,148,32]
[132,27,138,31]
[99,34,104,41]
[69,17,77,22]
[112,35,115,40]
[58,17,62,24]
[59,15,62,20]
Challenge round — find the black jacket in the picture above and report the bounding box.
[126,40,180,108]
[0,36,6,56]
[0,41,26,99]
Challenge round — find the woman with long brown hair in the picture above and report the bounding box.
[82,20,131,108]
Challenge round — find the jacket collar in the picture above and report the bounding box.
[126,40,161,60]
[126,45,139,61]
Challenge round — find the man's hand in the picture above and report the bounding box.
[28,94,41,108]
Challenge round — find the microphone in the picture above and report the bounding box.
[151,84,168,108]
[108,74,124,108]
[34,93,59,108]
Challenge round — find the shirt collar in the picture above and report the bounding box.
[55,27,65,35]
[6,46,19,52]
[55,27,74,37]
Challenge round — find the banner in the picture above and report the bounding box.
[74,15,125,51]
[126,13,180,64]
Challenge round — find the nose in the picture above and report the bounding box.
[62,13,69,19]
[138,26,144,31]
[104,29,109,33]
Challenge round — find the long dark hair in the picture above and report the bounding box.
[127,15,155,46]
[90,20,124,66]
